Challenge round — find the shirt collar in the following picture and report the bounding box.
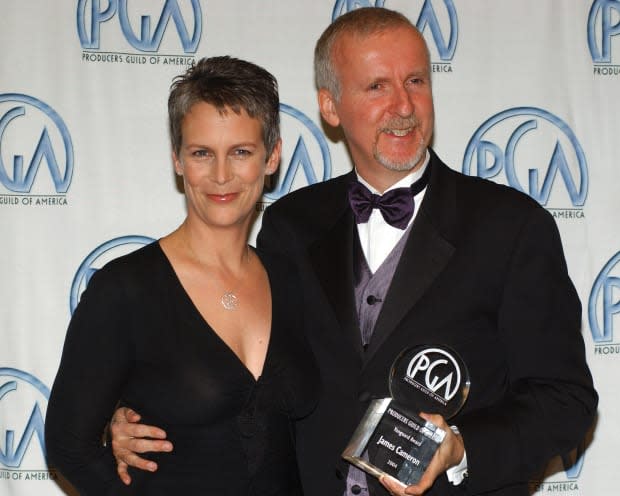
[355,150,430,195]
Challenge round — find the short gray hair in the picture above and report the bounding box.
[168,56,280,157]
[314,7,426,99]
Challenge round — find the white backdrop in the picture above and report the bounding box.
[1,1,619,495]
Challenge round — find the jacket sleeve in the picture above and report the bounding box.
[257,206,290,257]
[458,207,598,494]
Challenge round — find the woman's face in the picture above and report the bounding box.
[173,101,280,229]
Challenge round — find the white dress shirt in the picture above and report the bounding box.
[355,152,430,273]
[345,150,468,494]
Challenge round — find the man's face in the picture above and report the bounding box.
[319,25,434,190]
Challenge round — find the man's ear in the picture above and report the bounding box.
[318,88,341,127]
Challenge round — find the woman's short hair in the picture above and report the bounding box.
[168,56,280,157]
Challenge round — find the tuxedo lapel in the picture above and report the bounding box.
[305,157,458,361]
[365,154,456,361]
[365,209,454,359]
[307,174,364,356]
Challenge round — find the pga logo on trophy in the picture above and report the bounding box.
[343,345,470,485]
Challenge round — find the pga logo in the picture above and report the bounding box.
[77,0,202,53]
[406,347,461,401]
[588,251,620,343]
[332,0,458,61]
[0,94,73,194]
[70,235,155,314]
[532,443,587,489]
[263,104,331,201]
[463,107,588,208]
[588,0,620,63]
[0,368,49,469]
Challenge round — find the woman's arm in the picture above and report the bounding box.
[45,266,134,495]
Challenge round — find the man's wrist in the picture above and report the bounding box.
[446,425,468,486]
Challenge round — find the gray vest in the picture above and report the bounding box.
[344,226,412,496]
[353,226,412,349]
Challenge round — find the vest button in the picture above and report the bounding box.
[366,295,380,305]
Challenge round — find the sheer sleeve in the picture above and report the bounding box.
[45,265,136,495]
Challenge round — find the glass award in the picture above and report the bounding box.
[342,344,470,486]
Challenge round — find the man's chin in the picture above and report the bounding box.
[375,147,427,173]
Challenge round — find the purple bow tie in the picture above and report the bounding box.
[347,165,431,230]
[348,183,413,229]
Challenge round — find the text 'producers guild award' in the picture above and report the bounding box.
[342,344,470,485]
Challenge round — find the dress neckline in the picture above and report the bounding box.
[152,241,273,383]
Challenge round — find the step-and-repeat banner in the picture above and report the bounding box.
[1,1,618,495]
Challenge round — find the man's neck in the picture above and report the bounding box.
[355,151,430,193]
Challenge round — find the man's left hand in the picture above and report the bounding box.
[379,412,465,495]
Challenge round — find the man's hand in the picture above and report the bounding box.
[379,412,465,496]
[109,407,173,485]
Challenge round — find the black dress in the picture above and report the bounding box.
[45,242,319,495]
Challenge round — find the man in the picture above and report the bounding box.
[109,8,597,496]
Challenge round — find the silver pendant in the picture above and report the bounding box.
[221,292,238,310]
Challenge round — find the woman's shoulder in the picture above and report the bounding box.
[98,240,162,273]
[84,241,167,297]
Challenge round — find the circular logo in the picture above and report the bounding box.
[0,93,73,194]
[263,104,331,201]
[77,0,203,53]
[462,106,588,207]
[69,235,155,314]
[389,344,470,419]
[588,0,620,63]
[0,368,50,470]
[588,251,620,343]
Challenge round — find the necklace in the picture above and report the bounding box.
[218,245,251,311]
[220,291,239,310]
[182,230,251,311]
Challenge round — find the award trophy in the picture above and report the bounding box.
[342,344,470,486]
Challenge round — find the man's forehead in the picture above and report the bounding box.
[339,24,422,44]
[333,28,430,73]
[335,26,427,57]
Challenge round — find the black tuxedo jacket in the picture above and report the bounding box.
[257,150,597,496]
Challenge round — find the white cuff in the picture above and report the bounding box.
[446,425,468,486]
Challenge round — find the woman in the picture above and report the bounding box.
[45,56,319,495]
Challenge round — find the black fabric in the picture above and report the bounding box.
[257,149,597,496]
[347,160,431,229]
[45,242,319,495]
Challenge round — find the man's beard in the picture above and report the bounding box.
[373,116,427,172]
